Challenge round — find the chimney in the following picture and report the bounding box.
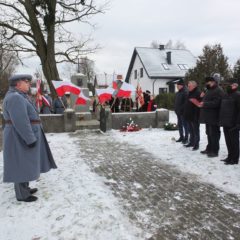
[159,44,165,50]
[166,51,172,64]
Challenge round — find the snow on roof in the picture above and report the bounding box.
[126,47,197,81]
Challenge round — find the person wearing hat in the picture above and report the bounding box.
[2,74,57,202]
[219,79,240,165]
[198,76,224,157]
[174,78,189,143]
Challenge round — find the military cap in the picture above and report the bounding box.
[175,78,184,85]
[9,74,32,84]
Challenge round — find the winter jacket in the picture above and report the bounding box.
[219,90,240,127]
[200,85,224,125]
[174,87,188,115]
[183,87,201,121]
[3,87,57,183]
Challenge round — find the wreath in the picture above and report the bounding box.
[164,122,178,131]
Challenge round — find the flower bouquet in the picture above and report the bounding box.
[164,122,178,131]
[120,118,142,132]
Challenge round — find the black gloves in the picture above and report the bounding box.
[28,141,37,148]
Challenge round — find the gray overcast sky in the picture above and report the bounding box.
[90,0,240,76]
[18,0,240,78]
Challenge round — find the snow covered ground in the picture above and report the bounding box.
[0,110,240,240]
[0,133,146,240]
[111,111,240,196]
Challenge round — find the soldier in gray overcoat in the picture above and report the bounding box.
[2,74,57,202]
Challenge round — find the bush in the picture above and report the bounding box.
[155,93,175,110]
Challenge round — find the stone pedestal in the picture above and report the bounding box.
[156,109,169,128]
[63,109,76,132]
[100,106,112,132]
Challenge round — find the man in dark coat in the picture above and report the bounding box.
[3,74,57,202]
[174,79,189,143]
[199,77,224,157]
[141,90,151,112]
[53,95,68,114]
[183,81,201,150]
[219,80,240,165]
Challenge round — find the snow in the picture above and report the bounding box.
[0,110,240,239]
[0,133,145,240]
[111,111,240,196]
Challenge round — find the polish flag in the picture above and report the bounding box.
[36,79,43,111]
[75,91,90,105]
[136,83,144,107]
[112,80,135,98]
[96,88,114,104]
[52,80,80,96]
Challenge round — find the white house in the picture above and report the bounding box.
[125,45,197,95]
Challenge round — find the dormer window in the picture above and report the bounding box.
[178,64,189,70]
[162,63,170,70]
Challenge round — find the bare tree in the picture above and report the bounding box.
[0,28,19,99]
[78,57,95,83]
[0,0,108,96]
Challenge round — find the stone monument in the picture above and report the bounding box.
[70,72,90,112]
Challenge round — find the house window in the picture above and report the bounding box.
[162,63,170,70]
[178,64,189,70]
[159,88,167,94]
[134,70,137,79]
[140,68,143,78]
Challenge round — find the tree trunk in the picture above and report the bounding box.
[41,55,59,99]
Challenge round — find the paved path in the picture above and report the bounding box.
[73,130,240,240]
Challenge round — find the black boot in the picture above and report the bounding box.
[176,137,183,142]
[185,143,193,147]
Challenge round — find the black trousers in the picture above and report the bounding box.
[205,124,221,154]
[223,127,239,163]
[177,114,189,140]
[188,120,200,147]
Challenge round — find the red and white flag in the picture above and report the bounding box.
[75,91,90,105]
[36,79,43,111]
[52,80,81,96]
[96,88,114,104]
[136,83,144,108]
[112,80,135,98]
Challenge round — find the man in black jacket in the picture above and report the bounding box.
[174,79,189,143]
[183,81,201,150]
[199,77,224,157]
[219,80,240,165]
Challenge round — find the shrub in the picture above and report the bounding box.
[155,93,175,110]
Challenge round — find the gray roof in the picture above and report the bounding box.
[125,47,197,81]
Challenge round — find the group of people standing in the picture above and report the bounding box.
[174,75,240,165]
[31,90,68,114]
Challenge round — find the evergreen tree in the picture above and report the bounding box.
[233,59,240,82]
[185,44,231,88]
